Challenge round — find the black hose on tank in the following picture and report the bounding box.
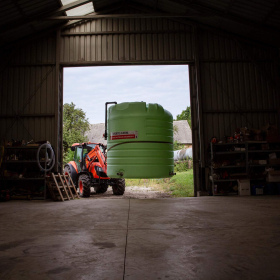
[104,101,117,140]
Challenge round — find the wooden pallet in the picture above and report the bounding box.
[47,173,79,201]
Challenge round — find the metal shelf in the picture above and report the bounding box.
[213,165,245,169]
[211,179,238,182]
[215,151,246,155]
[213,192,238,196]
[249,164,280,168]
[213,142,246,146]
[0,178,45,181]
[4,146,39,149]
[248,150,280,153]
[1,145,48,199]
[249,164,267,167]
[4,160,45,163]
[249,177,265,180]
[210,141,280,196]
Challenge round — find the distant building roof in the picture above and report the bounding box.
[85,123,107,145]
[173,120,192,144]
[86,120,192,145]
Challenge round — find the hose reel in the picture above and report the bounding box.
[37,143,55,172]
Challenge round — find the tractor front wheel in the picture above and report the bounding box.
[95,183,108,194]
[111,179,125,196]
[78,174,91,197]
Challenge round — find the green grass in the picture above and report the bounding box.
[125,169,194,197]
[168,170,194,197]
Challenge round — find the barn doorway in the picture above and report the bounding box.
[63,65,193,198]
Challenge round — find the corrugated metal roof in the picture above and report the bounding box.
[160,0,278,46]
[92,0,120,11]
[61,0,94,16]
[176,0,280,46]
[93,0,280,47]
[0,0,95,48]
[1,0,280,48]
[0,0,63,48]
[65,2,94,16]
[0,0,59,26]
[61,0,78,5]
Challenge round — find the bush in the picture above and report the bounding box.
[174,161,188,172]
[63,149,74,166]
[174,160,193,172]
[173,141,184,151]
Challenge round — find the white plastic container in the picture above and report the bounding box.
[238,179,251,196]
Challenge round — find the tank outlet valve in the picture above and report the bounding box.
[169,172,176,176]
[117,172,124,176]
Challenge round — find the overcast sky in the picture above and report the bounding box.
[63,65,190,124]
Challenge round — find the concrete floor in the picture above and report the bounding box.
[1,197,280,280]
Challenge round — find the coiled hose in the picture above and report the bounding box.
[37,143,55,172]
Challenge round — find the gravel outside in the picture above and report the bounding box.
[85,185,172,199]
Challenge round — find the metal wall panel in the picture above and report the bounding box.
[0,65,56,143]
[0,35,57,159]
[198,29,279,161]
[60,18,194,64]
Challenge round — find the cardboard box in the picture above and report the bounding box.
[267,170,280,182]
[238,179,250,196]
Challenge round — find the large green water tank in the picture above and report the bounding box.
[107,102,174,178]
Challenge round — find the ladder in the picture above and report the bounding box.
[47,173,79,201]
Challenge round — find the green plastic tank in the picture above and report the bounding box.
[107,102,174,178]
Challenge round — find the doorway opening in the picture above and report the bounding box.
[63,65,192,198]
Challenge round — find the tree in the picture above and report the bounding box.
[176,106,191,128]
[63,102,90,163]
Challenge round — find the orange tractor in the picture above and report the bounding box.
[64,142,125,197]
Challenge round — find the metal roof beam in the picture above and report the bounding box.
[48,13,208,20]
[0,0,92,34]
[61,30,191,35]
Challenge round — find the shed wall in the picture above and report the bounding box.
[0,34,59,166]
[60,18,194,64]
[1,15,279,192]
[0,66,56,139]
[198,29,279,161]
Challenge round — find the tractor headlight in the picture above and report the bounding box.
[95,166,103,172]
[94,166,107,177]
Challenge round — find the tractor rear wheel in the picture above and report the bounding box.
[95,183,108,194]
[78,174,91,197]
[111,179,125,195]
[64,165,74,186]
